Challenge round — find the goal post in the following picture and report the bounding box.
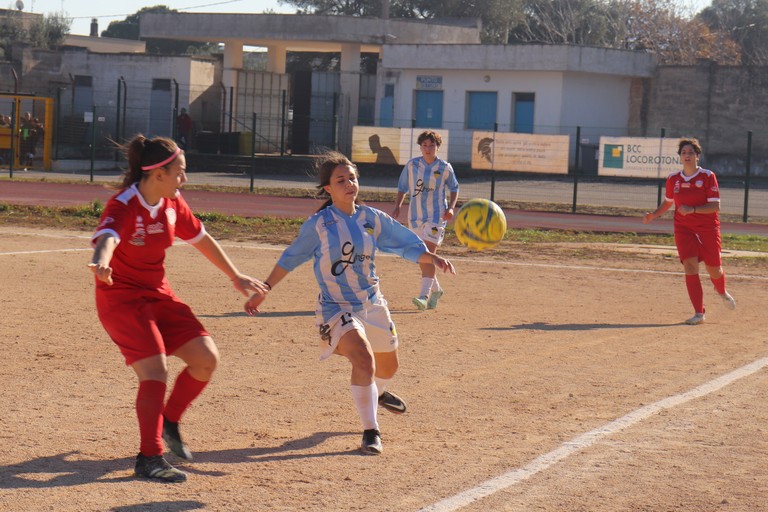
[0,94,54,171]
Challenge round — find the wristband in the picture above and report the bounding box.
[264,281,272,291]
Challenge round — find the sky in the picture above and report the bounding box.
[29,0,295,35]
[26,0,714,37]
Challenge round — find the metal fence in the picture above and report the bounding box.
[2,82,768,223]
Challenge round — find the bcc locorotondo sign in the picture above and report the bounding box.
[598,136,682,178]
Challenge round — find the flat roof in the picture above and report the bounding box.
[139,13,481,52]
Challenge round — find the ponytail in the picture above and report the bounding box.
[118,134,180,189]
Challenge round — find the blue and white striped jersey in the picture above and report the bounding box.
[398,156,459,228]
[277,204,427,322]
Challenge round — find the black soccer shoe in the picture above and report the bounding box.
[378,390,407,414]
[134,453,187,483]
[162,417,194,461]
[361,429,383,455]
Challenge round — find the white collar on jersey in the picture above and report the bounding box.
[131,183,165,219]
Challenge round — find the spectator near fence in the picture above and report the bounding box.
[176,108,193,150]
[31,117,44,160]
[0,115,9,165]
[19,112,35,168]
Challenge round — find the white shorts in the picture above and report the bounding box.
[316,300,399,361]
[410,221,445,246]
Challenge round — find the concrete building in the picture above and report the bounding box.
[138,13,657,164]
[3,44,221,158]
[5,11,766,172]
[377,44,656,164]
[139,13,481,154]
[63,34,146,54]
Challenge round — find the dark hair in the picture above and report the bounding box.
[119,134,179,189]
[677,138,702,156]
[314,150,359,212]
[417,130,442,148]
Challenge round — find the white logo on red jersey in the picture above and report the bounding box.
[97,216,114,229]
[147,222,165,234]
[695,180,703,188]
[165,208,177,226]
[130,215,146,246]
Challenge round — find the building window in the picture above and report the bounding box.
[466,91,497,130]
[74,75,92,87]
[72,75,93,116]
[152,79,172,91]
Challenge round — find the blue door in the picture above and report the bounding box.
[514,93,535,133]
[467,91,497,130]
[149,79,172,138]
[415,90,443,128]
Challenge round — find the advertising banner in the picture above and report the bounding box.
[351,126,449,165]
[471,132,569,174]
[599,137,681,178]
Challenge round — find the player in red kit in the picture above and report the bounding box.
[643,138,736,325]
[89,135,267,482]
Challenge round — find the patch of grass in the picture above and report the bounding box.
[2,201,766,264]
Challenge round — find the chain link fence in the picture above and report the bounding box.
[2,83,767,223]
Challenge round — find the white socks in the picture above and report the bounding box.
[419,277,434,298]
[374,376,390,398]
[351,383,379,430]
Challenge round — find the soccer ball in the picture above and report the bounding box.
[454,198,507,250]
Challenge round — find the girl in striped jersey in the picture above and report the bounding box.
[393,130,459,311]
[245,151,455,454]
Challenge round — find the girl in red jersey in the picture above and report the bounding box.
[642,138,736,325]
[89,135,267,482]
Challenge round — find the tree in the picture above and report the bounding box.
[101,5,217,55]
[28,12,70,49]
[699,0,768,64]
[282,0,522,43]
[288,0,385,16]
[509,0,616,45]
[0,11,71,60]
[270,0,751,63]
[506,0,741,64]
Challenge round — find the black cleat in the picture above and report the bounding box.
[378,390,407,414]
[361,429,383,455]
[134,453,187,483]
[162,417,194,461]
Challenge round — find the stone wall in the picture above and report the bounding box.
[632,61,768,175]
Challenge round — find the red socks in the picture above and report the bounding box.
[163,368,209,423]
[685,274,704,314]
[136,380,166,456]
[135,369,209,455]
[711,274,726,295]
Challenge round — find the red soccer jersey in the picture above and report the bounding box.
[91,184,205,293]
[664,167,720,233]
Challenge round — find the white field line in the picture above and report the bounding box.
[0,248,91,256]
[419,355,768,512]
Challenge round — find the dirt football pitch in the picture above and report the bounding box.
[1,224,767,512]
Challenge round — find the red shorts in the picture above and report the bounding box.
[674,228,722,267]
[96,288,209,365]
